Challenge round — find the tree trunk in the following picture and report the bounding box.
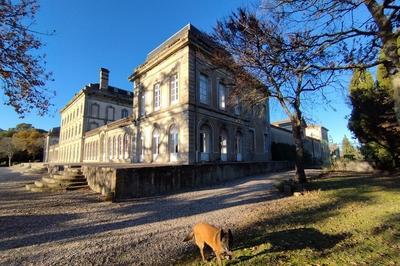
[292,120,307,183]
[8,156,12,167]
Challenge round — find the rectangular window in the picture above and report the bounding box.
[154,83,160,111]
[140,91,146,116]
[199,74,209,104]
[170,74,179,104]
[218,83,226,110]
[107,106,115,121]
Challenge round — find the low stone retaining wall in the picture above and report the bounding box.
[82,161,293,201]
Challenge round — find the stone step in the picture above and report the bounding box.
[30,186,60,193]
[63,173,84,178]
[46,182,64,188]
[25,184,35,190]
[68,181,88,187]
[51,174,65,179]
[66,185,89,191]
[64,168,82,172]
[46,181,87,188]
[25,167,87,193]
[42,177,57,184]
[52,174,85,181]
[42,177,86,183]
[25,183,59,192]
[68,165,82,169]
[34,181,46,188]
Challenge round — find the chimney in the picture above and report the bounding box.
[99,68,109,89]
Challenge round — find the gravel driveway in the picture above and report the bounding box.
[0,167,291,265]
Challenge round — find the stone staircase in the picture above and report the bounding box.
[25,165,89,192]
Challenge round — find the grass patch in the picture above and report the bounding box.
[180,172,400,265]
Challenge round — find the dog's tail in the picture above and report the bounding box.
[183,231,194,242]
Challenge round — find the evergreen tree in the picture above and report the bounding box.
[348,64,400,168]
[341,135,360,160]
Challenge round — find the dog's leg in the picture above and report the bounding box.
[215,251,222,266]
[199,245,206,262]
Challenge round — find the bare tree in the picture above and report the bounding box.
[213,9,338,183]
[263,0,400,119]
[0,0,54,117]
[0,137,23,166]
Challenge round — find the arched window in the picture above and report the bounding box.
[75,144,79,162]
[123,133,130,159]
[140,91,146,116]
[121,109,129,118]
[92,142,95,160]
[72,146,75,162]
[235,131,242,161]
[90,142,93,160]
[139,131,145,162]
[249,129,255,154]
[112,136,116,159]
[199,124,211,161]
[218,83,226,110]
[102,137,107,161]
[169,125,179,161]
[94,141,98,161]
[108,137,112,160]
[219,129,228,161]
[118,135,122,159]
[152,128,160,160]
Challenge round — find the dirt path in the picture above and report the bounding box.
[0,167,293,265]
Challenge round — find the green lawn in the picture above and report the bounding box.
[181,172,400,265]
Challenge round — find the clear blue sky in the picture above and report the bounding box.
[0,0,353,144]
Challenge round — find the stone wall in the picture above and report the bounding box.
[82,161,293,201]
[82,166,116,196]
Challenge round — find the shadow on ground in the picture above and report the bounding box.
[208,171,400,265]
[235,228,350,262]
[0,168,291,252]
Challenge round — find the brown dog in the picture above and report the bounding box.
[183,223,233,265]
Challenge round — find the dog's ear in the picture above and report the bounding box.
[228,229,233,249]
[220,229,225,240]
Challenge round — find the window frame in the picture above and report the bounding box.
[121,109,129,118]
[218,82,226,110]
[170,73,179,105]
[199,73,210,105]
[140,91,146,116]
[106,106,115,121]
[153,83,161,111]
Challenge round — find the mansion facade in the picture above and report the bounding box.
[44,24,271,165]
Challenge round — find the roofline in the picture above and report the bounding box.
[59,89,85,113]
[146,23,192,59]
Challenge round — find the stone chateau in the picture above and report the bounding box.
[44,24,271,165]
[44,24,329,166]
